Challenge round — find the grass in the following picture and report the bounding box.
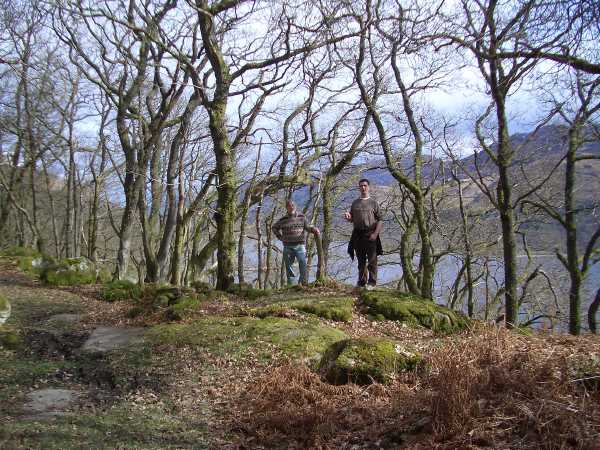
[0,402,211,450]
[5,288,84,329]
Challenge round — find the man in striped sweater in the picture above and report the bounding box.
[272,200,320,286]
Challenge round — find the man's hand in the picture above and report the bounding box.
[344,211,352,221]
[368,232,378,241]
[313,228,321,236]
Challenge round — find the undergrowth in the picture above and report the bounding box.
[234,325,600,449]
[424,326,600,449]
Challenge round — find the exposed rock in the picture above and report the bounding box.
[23,388,79,417]
[81,326,145,353]
[46,313,83,324]
[319,337,421,385]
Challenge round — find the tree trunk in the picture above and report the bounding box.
[321,175,333,274]
[588,287,600,334]
[210,104,236,290]
[565,126,582,334]
[256,196,264,289]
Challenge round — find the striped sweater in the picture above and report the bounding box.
[272,212,313,245]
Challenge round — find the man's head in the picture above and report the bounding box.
[286,200,296,215]
[358,178,370,198]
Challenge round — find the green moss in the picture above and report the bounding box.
[249,296,354,322]
[319,337,421,385]
[293,297,354,322]
[0,329,19,350]
[17,256,36,272]
[227,283,271,300]
[7,289,84,329]
[0,294,8,311]
[361,290,470,333]
[2,246,41,257]
[0,354,76,387]
[245,316,347,364]
[102,280,142,302]
[251,304,291,318]
[44,269,96,286]
[126,305,145,319]
[0,402,209,449]
[39,258,97,286]
[146,316,346,365]
[167,296,204,321]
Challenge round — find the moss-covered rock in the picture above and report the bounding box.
[245,316,347,364]
[249,296,355,322]
[361,290,469,333]
[293,297,354,322]
[318,337,421,385]
[146,285,194,305]
[128,285,205,320]
[39,257,98,286]
[102,280,142,302]
[146,316,347,365]
[166,296,204,321]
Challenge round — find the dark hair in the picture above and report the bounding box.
[358,178,370,185]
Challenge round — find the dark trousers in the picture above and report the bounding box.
[355,233,378,286]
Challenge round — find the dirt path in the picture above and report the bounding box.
[0,261,243,449]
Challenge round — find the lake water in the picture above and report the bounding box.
[241,238,600,331]
[326,247,600,331]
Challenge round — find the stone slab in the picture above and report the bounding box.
[46,314,83,324]
[81,326,145,353]
[23,388,78,414]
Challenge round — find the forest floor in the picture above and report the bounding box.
[1,258,600,449]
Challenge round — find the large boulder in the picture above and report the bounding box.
[361,290,470,333]
[39,257,100,286]
[318,337,421,385]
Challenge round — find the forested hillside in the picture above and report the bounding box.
[0,2,599,333]
[1,1,600,447]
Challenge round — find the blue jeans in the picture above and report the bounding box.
[283,244,307,285]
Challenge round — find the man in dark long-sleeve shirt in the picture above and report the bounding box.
[273,200,320,286]
[344,178,383,288]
